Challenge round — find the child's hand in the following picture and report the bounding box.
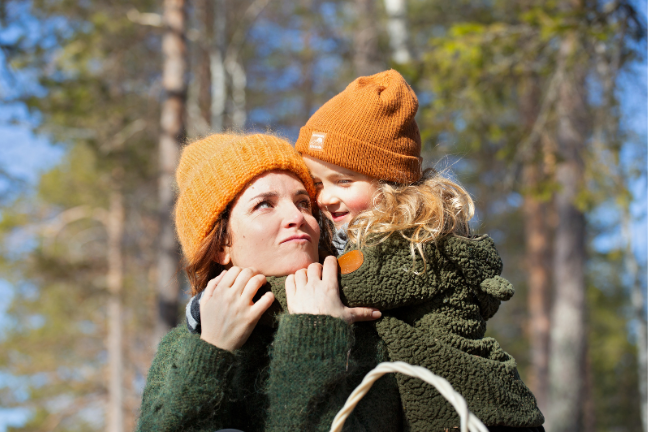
[199,267,275,352]
[285,256,381,324]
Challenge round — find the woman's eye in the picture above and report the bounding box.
[297,199,311,209]
[337,179,351,185]
[254,201,273,210]
[314,181,323,189]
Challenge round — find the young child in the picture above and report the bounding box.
[293,69,545,431]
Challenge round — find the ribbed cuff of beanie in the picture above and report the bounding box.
[272,314,352,362]
[297,127,422,184]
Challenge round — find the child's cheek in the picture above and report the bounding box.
[344,192,373,216]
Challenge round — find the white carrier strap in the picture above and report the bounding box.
[330,361,489,432]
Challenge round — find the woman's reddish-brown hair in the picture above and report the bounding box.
[184,208,231,296]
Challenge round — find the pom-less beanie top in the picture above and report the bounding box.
[296,69,422,184]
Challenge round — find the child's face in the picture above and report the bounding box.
[303,156,380,229]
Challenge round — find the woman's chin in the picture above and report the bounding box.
[265,254,318,276]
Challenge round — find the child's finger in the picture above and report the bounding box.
[345,307,381,323]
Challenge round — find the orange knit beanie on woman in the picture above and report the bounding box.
[296,69,422,184]
[175,133,317,261]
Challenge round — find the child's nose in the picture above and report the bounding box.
[317,188,339,207]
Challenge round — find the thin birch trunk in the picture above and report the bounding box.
[300,10,314,127]
[197,0,213,125]
[623,209,648,432]
[383,0,411,64]
[211,0,226,132]
[186,0,212,136]
[156,0,187,344]
[353,0,384,76]
[106,191,124,432]
[226,58,246,129]
[547,30,587,432]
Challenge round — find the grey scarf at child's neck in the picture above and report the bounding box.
[332,223,349,256]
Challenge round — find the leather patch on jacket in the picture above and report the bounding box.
[338,250,364,275]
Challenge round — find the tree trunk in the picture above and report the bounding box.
[522,166,551,413]
[547,31,587,432]
[211,0,227,132]
[383,0,411,64]
[520,76,552,413]
[226,58,246,129]
[197,0,213,124]
[353,0,384,76]
[106,191,124,432]
[582,341,596,431]
[299,5,315,127]
[623,209,648,432]
[156,0,187,344]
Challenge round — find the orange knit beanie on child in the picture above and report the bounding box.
[296,69,422,184]
[175,133,317,261]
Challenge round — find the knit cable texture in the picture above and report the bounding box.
[137,308,402,431]
[296,69,422,184]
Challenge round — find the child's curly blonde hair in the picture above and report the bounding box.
[347,168,474,272]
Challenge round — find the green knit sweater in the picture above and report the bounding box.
[136,309,402,431]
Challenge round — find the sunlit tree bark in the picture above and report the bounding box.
[383,0,411,64]
[547,28,588,432]
[623,209,648,432]
[353,0,384,76]
[520,76,552,413]
[106,190,125,432]
[156,0,187,343]
[211,0,227,131]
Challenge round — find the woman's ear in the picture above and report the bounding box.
[216,246,231,267]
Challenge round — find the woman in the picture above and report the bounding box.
[136,133,402,431]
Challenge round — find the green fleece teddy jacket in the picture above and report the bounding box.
[334,234,545,431]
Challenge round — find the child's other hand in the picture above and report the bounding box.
[199,267,274,352]
[285,256,381,324]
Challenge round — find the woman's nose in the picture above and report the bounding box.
[284,203,306,227]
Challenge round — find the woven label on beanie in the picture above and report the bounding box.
[308,132,327,150]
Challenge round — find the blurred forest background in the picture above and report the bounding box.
[0,0,646,431]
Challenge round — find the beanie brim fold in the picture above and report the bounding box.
[297,126,422,184]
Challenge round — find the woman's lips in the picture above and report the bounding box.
[280,234,312,244]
